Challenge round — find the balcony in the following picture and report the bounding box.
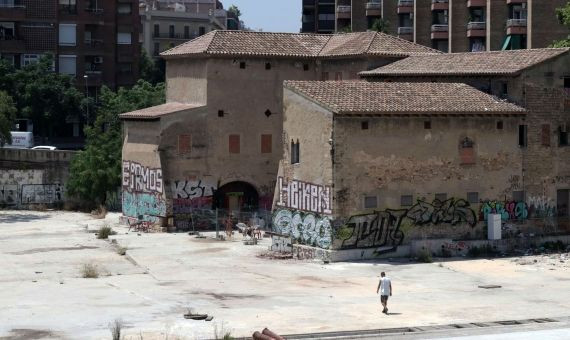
[467,21,486,37]
[431,0,448,11]
[398,0,414,14]
[366,2,381,17]
[83,39,105,53]
[154,33,192,40]
[431,24,449,39]
[0,37,25,53]
[0,1,25,20]
[467,0,486,7]
[398,26,413,41]
[85,7,104,15]
[506,18,527,35]
[336,5,351,19]
[506,0,526,4]
[303,0,315,7]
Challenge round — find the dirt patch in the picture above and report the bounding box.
[190,290,263,301]
[8,246,99,255]
[186,247,227,255]
[1,329,55,340]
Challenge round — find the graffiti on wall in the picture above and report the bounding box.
[338,209,406,253]
[0,185,19,205]
[122,160,166,221]
[406,198,477,228]
[273,209,333,249]
[122,161,163,194]
[21,184,64,204]
[276,177,332,215]
[172,179,218,229]
[172,180,216,200]
[527,195,557,218]
[480,200,528,222]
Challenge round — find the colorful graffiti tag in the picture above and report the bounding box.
[122,191,166,223]
[406,198,477,227]
[479,200,528,221]
[338,209,406,253]
[527,196,557,218]
[122,160,166,222]
[275,177,332,215]
[172,179,217,229]
[273,209,333,249]
[122,161,163,194]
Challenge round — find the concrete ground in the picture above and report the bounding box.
[1,210,570,340]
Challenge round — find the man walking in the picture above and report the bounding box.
[376,272,392,314]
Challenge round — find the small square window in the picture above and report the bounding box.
[364,196,378,209]
[401,195,413,207]
[239,62,246,69]
[361,121,369,130]
[218,110,224,117]
[303,64,309,71]
[497,121,503,130]
[560,125,569,146]
[435,193,447,202]
[467,192,479,204]
[265,62,271,70]
[424,121,431,129]
[513,191,525,202]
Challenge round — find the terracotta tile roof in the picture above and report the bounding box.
[161,30,440,59]
[119,102,203,120]
[361,48,570,77]
[284,81,526,115]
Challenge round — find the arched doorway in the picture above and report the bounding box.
[214,181,259,214]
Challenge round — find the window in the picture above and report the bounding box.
[424,121,431,129]
[335,72,342,81]
[303,64,309,71]
[184,26,190,39]
[199,26,206,36]
[261,134,272,154]
[435,193,447,202]
[117,3,131,14]
[21,54,40,66]
[564,77,570,96]
[291,139,300,164]
[518,124,527,147]
[218,110,225,117]
[153,24,160,37]
[178,135,191,155]
[58,55,76,75]
[153,42,160,56]
[59,0,77,14]
[496,121,503,130]
[0,22,15,39]
[432,40,448,53]
[364,196,378,209]
[117,62,132,74]
[401,195,413,207]
[361,121,369,130]
[541,124,551,147]
[513,191,525,202]
[58,24,76,46]
[229,134,240,154]
[559,125,569,146]
[169,25,174,38]
[265,62,271,70]
[239,61,246,69]
[499,82,508,98]
[557,189,570,217]
[467,192,479,204]
[117,32,132,45]
[470,37,485,52]
[321,72,329,81]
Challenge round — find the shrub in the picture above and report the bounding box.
[417,249,433,263]
[109,319,122,340]
[116,246,127,256]
[97,225,116,239]
[81,263,99,278]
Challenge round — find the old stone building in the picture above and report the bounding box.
[119,30,438,228]
[275,80,525,254]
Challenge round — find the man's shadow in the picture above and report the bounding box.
[386,312,402,315]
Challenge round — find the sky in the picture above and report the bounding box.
[225,0,302,33]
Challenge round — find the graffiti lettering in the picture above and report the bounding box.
[172,180,216,199]
[21,184,64,204]
[276,177,332,215]
[273,209,332,249]
[0,184,19,205]
[443,241,467,251]
[271,234,292,253]
[527,195,556,218]
[122,191,166,222]
[480,200,528,221]
[338,209,406,253]
[406,198,477,227]
[122,161,163,194]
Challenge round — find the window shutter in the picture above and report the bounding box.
[58,24,76,46]
[58,55,76,75]
[541,124,551,147]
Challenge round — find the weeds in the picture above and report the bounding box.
[81,263,99,278]
[116,246,127,256]
[97,225,117,239]
[109,319,122,340]
[417,249,433,263]
[214,322,234,340]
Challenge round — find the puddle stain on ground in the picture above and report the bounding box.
[1,329,55,340]
[8,246,99,255]
[188,290,263,301]
[186,247,228,255]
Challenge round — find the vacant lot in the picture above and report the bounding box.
[0,210,569,339]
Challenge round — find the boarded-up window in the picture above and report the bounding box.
[335,72,342,81]
[364,196,377,209]
[229,134,240,154]
[467,192,479,204]
[261,134,272,154]
[178,134,191,155]
[541,124,551,147]
[459,137,475,165]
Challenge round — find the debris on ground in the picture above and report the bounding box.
[257,251,293,260]
[478,285,502,289]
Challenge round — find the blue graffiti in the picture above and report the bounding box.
[122,191,166,222]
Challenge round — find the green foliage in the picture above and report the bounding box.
[0,91,16,146]
[339,26,353,33]
[417,249,433,263]
[67,80,165,206]
[371,18,390,34]
[140,49,165,85]
[97,225,117,239]
[551,2,570,47]
[467,244,499,258]
[228,5,241,18]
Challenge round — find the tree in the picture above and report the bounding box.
[228,4,241,18]
[371,18,390,34]
[551,2,570,47]
[0,91,16,146]
[67,80,165,207]
[140,49,165,85]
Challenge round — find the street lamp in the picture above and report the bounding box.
[84,75,89,121]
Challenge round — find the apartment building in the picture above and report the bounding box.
[139,0,227,58]
[301,0,569,52]
[0,0,141,90]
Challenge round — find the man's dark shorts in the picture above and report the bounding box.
[381,295,389,303]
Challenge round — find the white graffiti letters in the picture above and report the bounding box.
[122,161,163,194]
[276,177,332,215]
[172,180,216,199]
[273,209,332,249]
